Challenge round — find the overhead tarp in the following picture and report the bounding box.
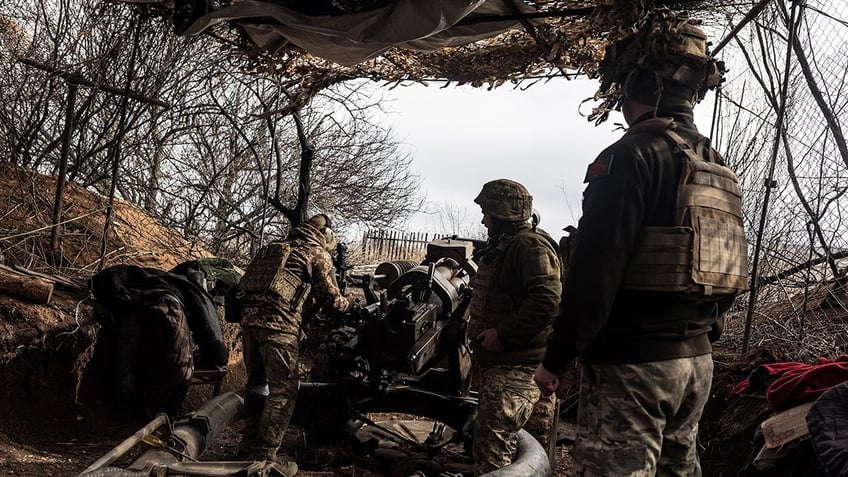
[182,0,535,66]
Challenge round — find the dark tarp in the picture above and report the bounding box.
[91,264,229,370]
[807,379,848,476]
[180,0,532,66]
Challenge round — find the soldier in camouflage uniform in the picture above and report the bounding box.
[535,8,748,476]
[239,214,353,476]
[468,179,562,475]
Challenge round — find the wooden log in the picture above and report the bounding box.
[0,267,54,304]
[8,264,84,291]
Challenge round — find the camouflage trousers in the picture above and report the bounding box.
[473,364,541,476]
[573,355,714,477]
[242,327,300,460]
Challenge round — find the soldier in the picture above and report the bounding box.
[468,179,562,475]
[238,214,353,476]
[535,8,748,476]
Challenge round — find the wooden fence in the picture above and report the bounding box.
[360,229,439,263]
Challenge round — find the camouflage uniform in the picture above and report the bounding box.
[240,219,350,463]
[469,179,562,476]
[575,356,713,476]
[541,10,742,477]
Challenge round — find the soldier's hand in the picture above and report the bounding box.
[555,376,572,400]
[476,328,504,353]
[344,293,356,306]
[534,363,559,397]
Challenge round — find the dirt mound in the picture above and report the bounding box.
[0,162,209,281]
[0,164,230,475]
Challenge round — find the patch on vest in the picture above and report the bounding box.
[585,154,614,182]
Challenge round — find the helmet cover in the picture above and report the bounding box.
[474,179,533,222]
[589,8,726,124]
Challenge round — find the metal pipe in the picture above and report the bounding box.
[77,391,248,477]
[77,414,170,475]
[129,390,247,471]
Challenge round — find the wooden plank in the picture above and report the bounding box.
[760,401,814,448]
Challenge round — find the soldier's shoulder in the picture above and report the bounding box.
[511,230,559,254]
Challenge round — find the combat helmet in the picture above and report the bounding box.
[590,7,725,124]
[474,179,533,222]
[307,214,337,251]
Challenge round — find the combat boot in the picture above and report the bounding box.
[266,453,298,476]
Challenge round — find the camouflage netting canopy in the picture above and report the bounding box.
[125,0,750,88]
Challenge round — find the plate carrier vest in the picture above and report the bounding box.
[620,118,749,299]
[239,240,311,312]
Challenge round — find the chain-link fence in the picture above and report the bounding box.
[714,1,848,360]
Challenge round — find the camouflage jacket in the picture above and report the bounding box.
[241,222,350,335]
[468,223,562,366]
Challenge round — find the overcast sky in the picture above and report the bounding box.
[379,77,716,240]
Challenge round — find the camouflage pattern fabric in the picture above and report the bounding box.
[524,392,556,451]
[473,178,532,222]
[241,222,350,335]
[242,327,300,461]
[117,292,193,417]
[473,364,541,476]
[239,222,351,462]
[573,355,713,476]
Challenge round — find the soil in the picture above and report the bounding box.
[0,163,829,476]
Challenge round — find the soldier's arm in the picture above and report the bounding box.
[309,248,352,313]
[543,146,648,373]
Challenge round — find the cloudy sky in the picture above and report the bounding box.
[379,77,716,239]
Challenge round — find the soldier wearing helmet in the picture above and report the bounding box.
[536,8,747,476]
[468,179,562,475]
[238,214,354,475]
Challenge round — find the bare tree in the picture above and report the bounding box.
[0,0,424,267]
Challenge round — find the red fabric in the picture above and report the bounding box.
[727,378,749,401]
[726,356,848,410]
[765,356,848,410]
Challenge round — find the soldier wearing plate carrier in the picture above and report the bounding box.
[534,8,749,476]
[238,214,353,476]
[468,179,562,475]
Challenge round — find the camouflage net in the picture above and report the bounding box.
[127,0,748,89]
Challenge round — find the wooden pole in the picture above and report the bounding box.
[49,81,78,261]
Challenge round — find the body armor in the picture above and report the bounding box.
[239,241,311,313]
[620,118,749,299]
[469,229,560,328]
[469,238,510,330]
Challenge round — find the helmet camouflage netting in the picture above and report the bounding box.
[474,179,533,222]
[588,7,726,125]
